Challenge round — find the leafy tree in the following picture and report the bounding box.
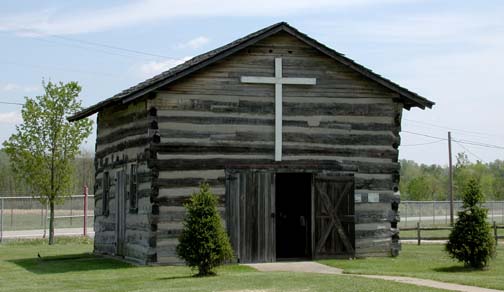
[176,183,233,276]
[406,176,432,200]
[454,152,472,199]
[446,178,496,269]
[0,149,31,195]
[2,81,92,244]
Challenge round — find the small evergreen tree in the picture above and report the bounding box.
[176,183,233,276]
[446,178,496,269]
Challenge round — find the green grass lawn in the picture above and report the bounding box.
[321,244,504,291]
[0,237,444,292]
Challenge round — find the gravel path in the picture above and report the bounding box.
[245,262,502,292]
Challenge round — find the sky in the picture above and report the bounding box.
[0,0,503,166]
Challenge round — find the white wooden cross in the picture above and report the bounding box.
[241,58,316,161]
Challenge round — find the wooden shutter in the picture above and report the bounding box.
[313,175,355,259]
[226,171,275,263]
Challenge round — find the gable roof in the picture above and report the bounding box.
[68,22,434,121]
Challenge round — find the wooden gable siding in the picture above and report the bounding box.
[147,31,402,263]
[94,100,156,263]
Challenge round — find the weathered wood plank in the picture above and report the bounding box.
[151,158,361,172]
[157,130,398,147]
[153,143,397,160]
[151,98,397,116]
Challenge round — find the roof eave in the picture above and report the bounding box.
[68,21,434,122]
[280,25,435,110]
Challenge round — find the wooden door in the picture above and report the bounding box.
[313,175,355,259]
[116,170,127,256]
[226,171,275,263]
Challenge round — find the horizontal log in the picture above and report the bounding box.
[355,229,393,239]
[158,129,398,146]
[97,121,149,145]
[155,177,225,188]
[157,92,395,105]
[156,110,395,125]
[154,98,397,117]
[96,137,150,159]
[158,186,225,199]
[157,228,183,240]
[155,194,225,207]
[354,192,400,204]
[151,158,358,172]
[98,105,147,129]
[159,87,397,99]
[157,115,398,132]
[158,169,225,180]
[355,210,388,224]
[151,143,397,160]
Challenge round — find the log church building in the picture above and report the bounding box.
[69,22,434,264]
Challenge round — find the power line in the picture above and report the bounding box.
[30,36,153,61]
[455,141,484,162]
[6,28,177,60]
[404,118,504,138]
[402,130,447,141]
[0,59,123,78]
[402,130,504,150]
[51,34,176,60]
[454,139,504,150]
[401,139,445,147]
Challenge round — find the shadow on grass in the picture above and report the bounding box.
[156,275,195,281]
[9,253,133,274]
[433,266,474,273]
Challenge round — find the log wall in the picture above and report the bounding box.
[94,101,156,263]
[147,31,402,264]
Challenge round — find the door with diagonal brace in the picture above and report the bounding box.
[313,175,355,259]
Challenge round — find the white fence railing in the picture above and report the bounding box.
[0,194,94,242]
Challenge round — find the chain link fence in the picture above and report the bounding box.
[1,197,502,240]
[0,195,94,241]
[400,200,504,227]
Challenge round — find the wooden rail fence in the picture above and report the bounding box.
[402,221,504,245]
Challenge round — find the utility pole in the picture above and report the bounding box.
[448,131,454,225]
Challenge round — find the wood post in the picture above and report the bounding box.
[494,221,498,246]
[417,222,421,246]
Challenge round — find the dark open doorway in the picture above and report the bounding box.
[275,173,312,259]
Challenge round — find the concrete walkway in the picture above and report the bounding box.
[246,261,343,275]
[358,274,502,292]
[245,262,502,292]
